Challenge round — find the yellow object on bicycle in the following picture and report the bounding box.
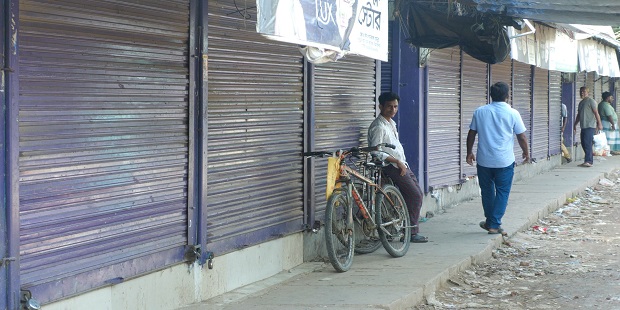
[326,156,341,199]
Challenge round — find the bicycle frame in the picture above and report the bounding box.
[337,156,395,222]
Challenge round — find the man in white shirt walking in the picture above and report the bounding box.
[466,82,530,235]
[368,92,427,243]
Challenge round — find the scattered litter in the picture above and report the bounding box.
[598,178,615,186]
[532,226,548,233]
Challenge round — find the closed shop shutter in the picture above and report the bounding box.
[586,72,595,100]
[595,76,603,100]
[616,79,620,114]
[576,72,587,101]
[549,71,562,155]
[461,53,487,177]
[512,61,532,162]
[313,56,377,214]
[380,22,393,93]
[491,60,512,86]
[427,47,461,187]
[206,1,304,254]
[532,67,549,161]
[18,0,190,303]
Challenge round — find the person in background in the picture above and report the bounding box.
[560,103,572,163]
[466,82,530,235]
[368,92,428,243]
[598,91,620,155]
[574,86,603,167]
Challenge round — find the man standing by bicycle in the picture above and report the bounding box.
[368,92,428,243]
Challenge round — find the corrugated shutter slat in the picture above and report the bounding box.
[313,56,377,215]
[549,71,562,155]
[427,47,461,187]
[206,1,304,254]
[18,0,190,302]
[461,53,487,177]
[512,62,532,162]
[532,67,549,161]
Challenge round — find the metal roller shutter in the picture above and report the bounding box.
[576,72,587,99]
[461,52,487,177]
[491,60,512,87]
[313,55,377,215]
[616,79,620,114]
[532,67,549,161]
[512,61,532,162]
[18,0,190,303]
[595,76,603,100]
[380,22,393,93]
[586,72,595,100]
[206,1,304,255]
[427,47,461,187]
[549,71,562,156]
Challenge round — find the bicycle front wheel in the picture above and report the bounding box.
[375,185,411,257]
[325,190,354,272]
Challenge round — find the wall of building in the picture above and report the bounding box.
[44,234,304,310]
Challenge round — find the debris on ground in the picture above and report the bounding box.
[414,169,620,310]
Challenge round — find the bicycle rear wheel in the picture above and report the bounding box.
[375,184,411,257]
[325,190,354,272]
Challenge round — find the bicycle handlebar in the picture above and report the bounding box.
[303,143,395,158]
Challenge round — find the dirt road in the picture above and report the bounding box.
[414,169,620,310]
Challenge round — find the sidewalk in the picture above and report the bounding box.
[180,156,620,310]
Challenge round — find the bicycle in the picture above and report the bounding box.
[304,143,412,272]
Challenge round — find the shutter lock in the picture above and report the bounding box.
[20,290,40,310]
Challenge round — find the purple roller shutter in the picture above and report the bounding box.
[461,52,488,178]
[586,72,595,100]
[549,71,562,156]
[512,61,532,163]
[206,0,305,255]
[427,47,461,188]
[313,55,377,216]
[18,0,191,304]
[532,67,549,161]
[491,60,512,87]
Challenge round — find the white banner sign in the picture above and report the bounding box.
[509,25,578,72]
[578,40,620,77]
[256,0,388,61]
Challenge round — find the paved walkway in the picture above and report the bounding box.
[180,156,620,310]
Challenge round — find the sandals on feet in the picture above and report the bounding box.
[410,234,428,243]
[481,221,505,235]
[578,162,592,167]
[487,228,505,235]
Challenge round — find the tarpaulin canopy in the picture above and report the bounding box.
[396,0,517,64]
[465,0,620,27]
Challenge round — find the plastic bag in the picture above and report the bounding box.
[593,131,610,156]
[326,157,341,199]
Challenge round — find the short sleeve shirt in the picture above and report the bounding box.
[577,97,598,128]
[470,101,526,168]
[598,101,617,124]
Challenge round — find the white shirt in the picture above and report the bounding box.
[470,101,526,168]
[368,115,407,168]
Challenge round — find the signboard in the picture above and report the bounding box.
[256,0,388,61]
